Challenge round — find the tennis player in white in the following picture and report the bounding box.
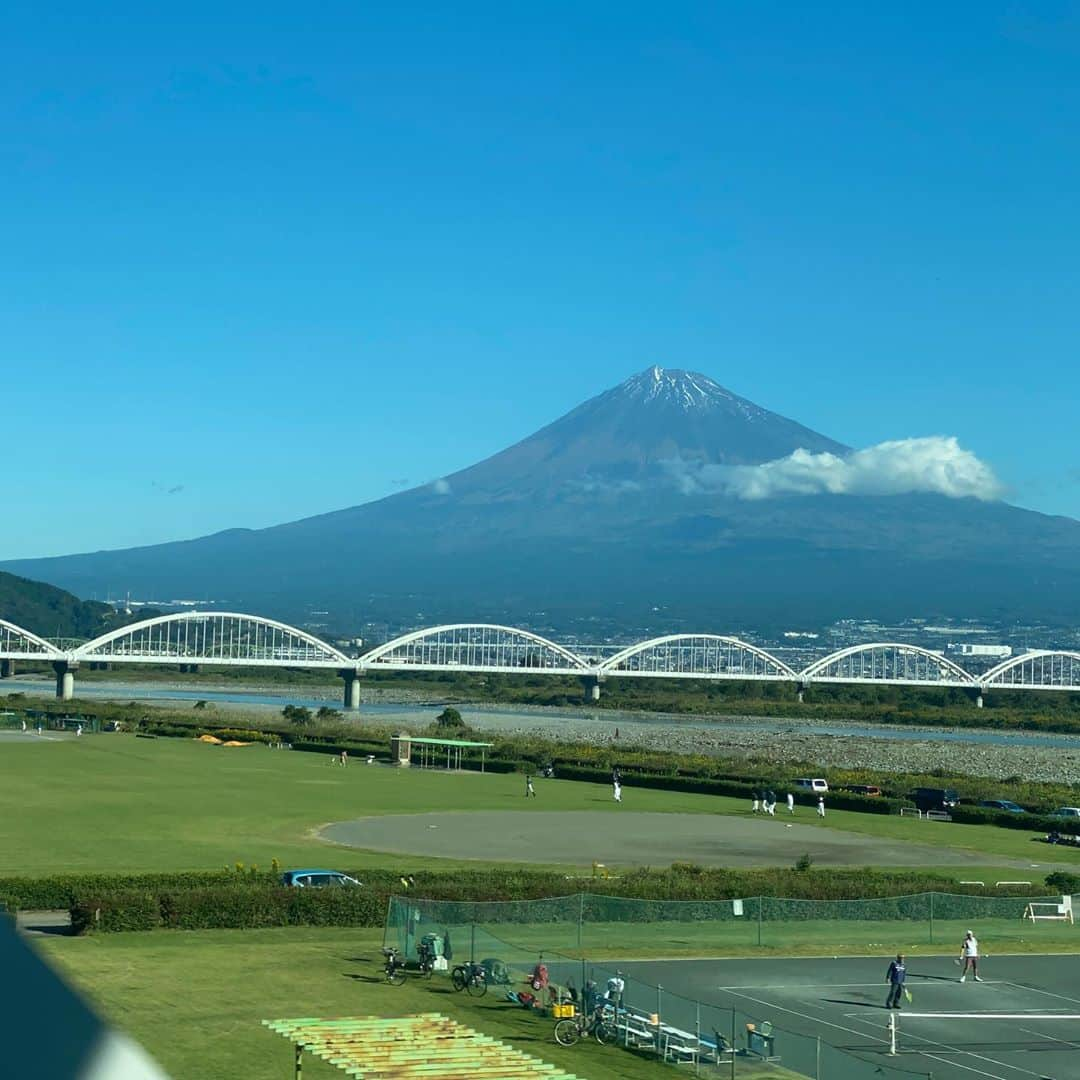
[959,930,982,982]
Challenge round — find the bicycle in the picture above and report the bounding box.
[382,946,407,986]
[416,941,436,980]
[450,961,488,997]
[553,1003,617,1047]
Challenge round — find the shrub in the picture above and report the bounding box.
[70,891,160,933]
[1044,871,1080,894]
[435,707,465,729]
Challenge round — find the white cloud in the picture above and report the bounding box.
[431,478,452,495]
[665,437,1004,501]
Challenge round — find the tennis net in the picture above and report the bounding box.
[887,1011,1080,1056]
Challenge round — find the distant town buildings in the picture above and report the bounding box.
[946,643,1013,659]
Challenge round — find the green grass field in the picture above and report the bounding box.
[2,733,1078,877]
[37,927,791,1080]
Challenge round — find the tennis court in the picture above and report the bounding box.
[611,954,1080,1080]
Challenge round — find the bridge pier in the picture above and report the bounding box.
[582,674,602,703]
[974,689,984,709]
[52,660,79,701]
[178,663,201,674]
[796,681,807,704]
[0,659,14,678]
[340,668,362,711]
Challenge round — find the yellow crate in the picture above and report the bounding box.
[551,1004,576,1019]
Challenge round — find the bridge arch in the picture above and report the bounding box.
[73,611,350,667]
[0,619,64,659]
[981,651,1080,691]
[800,643,975,685]
[599,635,796,680]
[362,624,589,673]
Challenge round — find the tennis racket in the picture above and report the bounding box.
[903,988,912,1003]
[953,958,962,966]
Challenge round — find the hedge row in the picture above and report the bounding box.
[949,805,1080,834]
[71,885,385,933]
[42,865,1059,933]
[0,870,266,911]
[68,871,1070,935]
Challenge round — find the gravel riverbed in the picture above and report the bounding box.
[453,708,1080,786]
[7,677,1080,785]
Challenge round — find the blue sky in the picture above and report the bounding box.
[3,2,1080,561]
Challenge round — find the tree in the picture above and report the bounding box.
[316,706,343,722]
[435,706,465,729]
[282,704,312,726]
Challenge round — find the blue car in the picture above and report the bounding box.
[979,799,1025,814]
[280,869,362,888]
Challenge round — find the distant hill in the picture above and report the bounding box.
[0,570,116,639]
[5,366,1080,631]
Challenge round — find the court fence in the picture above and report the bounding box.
[385,890,1075,1080]
[387,889,1070,952]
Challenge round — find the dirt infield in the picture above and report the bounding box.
[321,811,1029,868]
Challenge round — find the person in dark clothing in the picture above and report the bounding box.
[885,954,907,1009]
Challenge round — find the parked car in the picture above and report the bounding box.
[841,784,882,797]
[1051,807,1080,819]
[979,799,1025,813]
[793,778,829,794]
[911,787,959,813]
[280,869,362,888]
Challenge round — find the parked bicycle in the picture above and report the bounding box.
[382,946,407,986]
[416,940,436,979]
[553,1004,617,1047]
[450,961,488,997]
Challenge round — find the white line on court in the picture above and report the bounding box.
[843,1010,1078,1019]
[1002,981,1080,1009]
[1016,1025,1080,1050]
[719,987,1014,1080]
[719,981,1003,990]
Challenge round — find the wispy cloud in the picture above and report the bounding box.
[664,436,1003,501]
[151,481,186,496]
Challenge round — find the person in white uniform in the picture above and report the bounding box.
[959,930,982,982]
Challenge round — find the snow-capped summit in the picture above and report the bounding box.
[616,365,774,419]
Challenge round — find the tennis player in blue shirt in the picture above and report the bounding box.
[885,954,907,1009]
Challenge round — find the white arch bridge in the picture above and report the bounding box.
[2,612,1078,708]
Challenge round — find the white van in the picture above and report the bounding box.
[793,778,829,794]
[1052,807,1080,818]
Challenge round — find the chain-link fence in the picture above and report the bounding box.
[386,891,1074,1079]
[388,890,1068,956]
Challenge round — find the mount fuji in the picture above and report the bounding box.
[6,367,1080,631]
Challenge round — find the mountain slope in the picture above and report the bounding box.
[4,367,1080,629]
[0,571,115,638]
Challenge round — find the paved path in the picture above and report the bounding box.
[321,811,1043,868]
